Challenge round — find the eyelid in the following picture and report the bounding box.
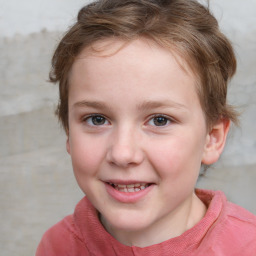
[82,113,111,126]
[146,114,174,126]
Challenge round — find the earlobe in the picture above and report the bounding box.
[66,136,71,155]
[202,119,230,165]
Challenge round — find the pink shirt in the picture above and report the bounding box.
[36,189,256,255]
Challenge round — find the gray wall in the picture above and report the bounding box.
[0,0,255,255]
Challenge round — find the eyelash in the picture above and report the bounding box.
[82,114,110,126]
[82,114,173,127]
[147,114,173,127]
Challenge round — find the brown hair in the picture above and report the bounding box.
[49,0,239,132]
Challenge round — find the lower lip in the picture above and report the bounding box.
[105,183,154,203]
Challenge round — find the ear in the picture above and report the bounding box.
[66,135,71,155]
[202,119,230,165]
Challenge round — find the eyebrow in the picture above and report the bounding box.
[73,100,110,111]
[136,100,187,111]
[73,99,187,112]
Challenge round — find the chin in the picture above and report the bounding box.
[102,209,154,233]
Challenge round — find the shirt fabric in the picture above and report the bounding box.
[36,189,256,256]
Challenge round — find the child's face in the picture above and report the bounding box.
[66,38,216,244]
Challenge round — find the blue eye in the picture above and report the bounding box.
[148,115,171,126]
[85,115,109,126]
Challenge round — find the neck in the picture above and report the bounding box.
[100,192,207,247]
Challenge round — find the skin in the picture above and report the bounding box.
[66,38,230,247]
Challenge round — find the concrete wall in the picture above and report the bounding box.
[0,0,255,255]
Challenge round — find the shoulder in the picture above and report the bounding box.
[199,190,256,255]
[223,201,256,238]
[197,189,256,230]
[36,198,90,256]
[215,202,256,255]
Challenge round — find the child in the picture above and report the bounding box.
[36,0,256,255]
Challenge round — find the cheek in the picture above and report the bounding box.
[146,140,183,181]
[147,135,203,179]
[69,134,106,176]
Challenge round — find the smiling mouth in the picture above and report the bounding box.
[108,183,152,192]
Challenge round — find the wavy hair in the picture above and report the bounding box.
[49,0,239,131]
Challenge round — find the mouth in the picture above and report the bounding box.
[107,182,152,193]
[104,181,155,203]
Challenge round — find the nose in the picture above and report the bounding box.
[106,126,144,168]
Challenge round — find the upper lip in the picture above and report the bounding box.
[103,179,153,185]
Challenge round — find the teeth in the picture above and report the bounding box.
[109,182,150,192]
[117,184,126,188]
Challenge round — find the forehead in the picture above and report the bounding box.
[68,38,203,116]
[71,37,197,84]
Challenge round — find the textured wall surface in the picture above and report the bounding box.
[0,0,255,255]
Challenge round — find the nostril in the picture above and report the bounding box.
[107,148,135,167]
[106,138,144,167]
